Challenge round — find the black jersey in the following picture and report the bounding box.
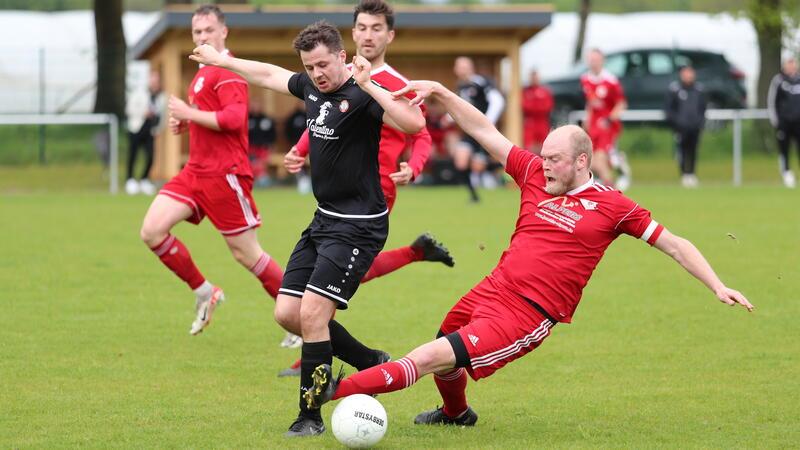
[288,72,386,218]
[768,72,800,128]
[457,74,505,124]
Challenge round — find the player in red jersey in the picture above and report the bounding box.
[522,69,553,154]
[580,48,628,187]
[305,79,754,427]
[139,5,282,336]
[277,0,455,375]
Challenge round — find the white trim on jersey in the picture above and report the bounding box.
[470,319,553,370]
[225,174,260,227]
[614,204,639,230]
[582,69,619,84]
[521,154,537,185]
[566,172,596,195]
[306,283,349,305]
[214,78,247,90]
[640,220,660,242]
[317,205,389,219]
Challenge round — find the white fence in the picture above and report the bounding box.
[568,108,771,186]
[0,113,119,194]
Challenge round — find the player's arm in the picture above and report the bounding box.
[393,80,514,167]
[653,228,754,312]
[352,56,425,135]
[390,128,432,185]
[189,44,293,95]
[168,94,222,131]
[609,84,627,121]
[284,130,310,174]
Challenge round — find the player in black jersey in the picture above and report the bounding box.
[453,56,505,202]
[190,20,425,437]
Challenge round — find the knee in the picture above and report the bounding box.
[229,246,249,267]
[139,222,164,248]
[274,304,300,333]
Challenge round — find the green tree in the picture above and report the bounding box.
[93,0,126,119]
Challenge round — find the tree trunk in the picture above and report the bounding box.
[573,0,590,64]
[93,0,126,119]
[748,0,783,107]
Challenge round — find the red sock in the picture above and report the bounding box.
[361,246,421,283]
[249,253,283,299]
[333,357,419,400]
[434,368,469,418]
[150,234,206,290]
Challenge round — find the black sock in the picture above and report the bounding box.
[459,168,479,201]
[299,340,332,420]
[329,320,378,371]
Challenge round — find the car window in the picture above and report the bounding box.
[605,53,627,77]
[648,52,673,75]
[626,52,646,77]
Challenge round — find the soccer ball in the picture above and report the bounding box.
[330,394,388,448]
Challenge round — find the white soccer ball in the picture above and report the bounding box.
[330,394,388,448]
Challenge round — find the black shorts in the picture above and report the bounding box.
[278,210,389,309]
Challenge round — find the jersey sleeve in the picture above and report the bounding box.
[213,71,248,131]
[295,129,310,157]
[613,194,664,246]
[287,72,308,100]
[504,145,540,186]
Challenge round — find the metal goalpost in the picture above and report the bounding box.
[0,113,119,194]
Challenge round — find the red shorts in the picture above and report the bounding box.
[159,169,261,236]
[588,121,621,153]
[439,276,555,380]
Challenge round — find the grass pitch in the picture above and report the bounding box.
[1,185,798,448]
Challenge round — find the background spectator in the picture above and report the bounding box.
[125,70,165,195]
[247,96,277,188]
[521,69,553,155]
[767,56,800,188]
[665,65,707,188]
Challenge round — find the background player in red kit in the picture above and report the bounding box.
[305,79,753,427]
[521,69,553,154]
[277,0,455,374]
[139,5,282,336]
[581,48,627,186]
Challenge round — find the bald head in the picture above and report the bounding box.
[784,57,798,77]
[541,125,593,195]
[548,125,593,164]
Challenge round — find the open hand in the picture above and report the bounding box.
[392,80,441,106]
[715,286,754,312]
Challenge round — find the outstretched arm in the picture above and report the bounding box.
[653,229,754,312]
[352,56,425,135]
[189,44,294,95]
[393,80,514,167]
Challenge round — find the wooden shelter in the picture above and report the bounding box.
[131,4,552,179]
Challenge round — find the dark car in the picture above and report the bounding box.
[546,48,746,122]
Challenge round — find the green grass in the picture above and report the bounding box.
[1,186,798,448]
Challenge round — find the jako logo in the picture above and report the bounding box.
[326,284,342,294]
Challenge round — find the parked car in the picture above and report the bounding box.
[546,48,747,123]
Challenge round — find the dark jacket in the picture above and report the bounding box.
[665,80,707,132]
[767,72,800,128]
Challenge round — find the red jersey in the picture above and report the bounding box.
[296,63,431,208]
[491,146,664,323]
[580,69,625,133]
[522,84,554,123]
[186,57,251,177]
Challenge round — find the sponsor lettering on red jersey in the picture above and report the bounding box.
[186,54,251,177]
[490,146,664,323]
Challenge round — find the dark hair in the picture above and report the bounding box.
[293,20,343,54]
[194,4,225,24]
[353,0,395,30]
